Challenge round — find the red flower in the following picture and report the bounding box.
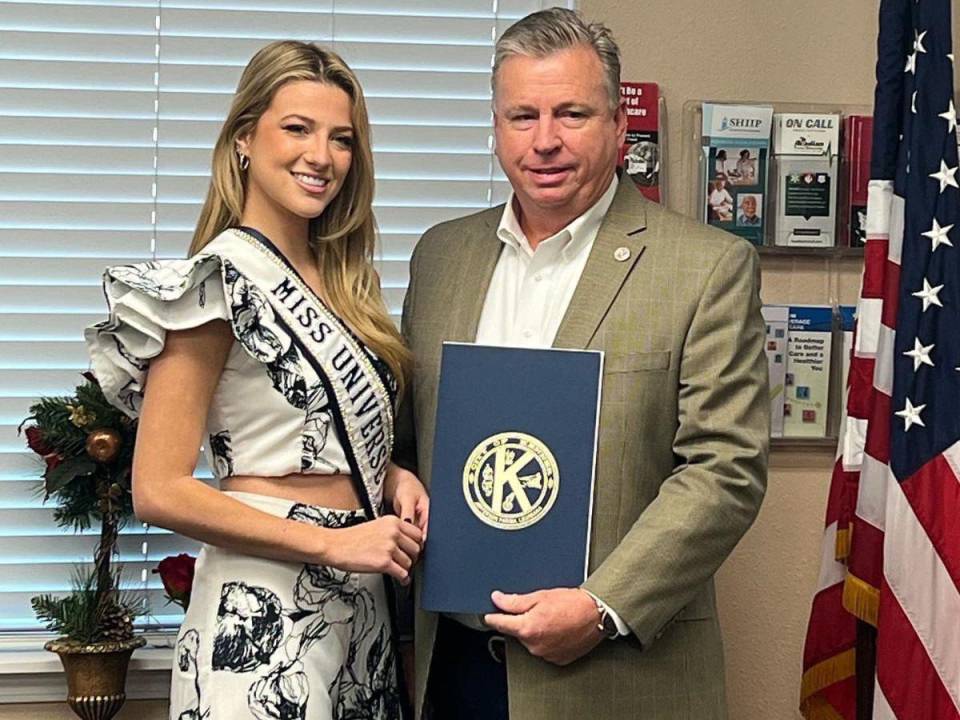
[43,453,63,472]
[24,426,53,456]
[154,554,196,610]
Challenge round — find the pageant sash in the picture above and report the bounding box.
[209,228,394,518]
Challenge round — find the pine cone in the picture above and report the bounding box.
[99,604,134,642]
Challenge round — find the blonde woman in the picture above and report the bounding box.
[85,41,427,719]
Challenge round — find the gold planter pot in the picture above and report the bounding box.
[44,636,147,720]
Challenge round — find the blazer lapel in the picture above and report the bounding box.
[446,209,504,342]
[554,181,648,349]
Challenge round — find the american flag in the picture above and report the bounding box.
[801,0,960,718]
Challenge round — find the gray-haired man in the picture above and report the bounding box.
[396,8,769,719]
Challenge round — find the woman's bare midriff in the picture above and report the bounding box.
[221,472,363,510]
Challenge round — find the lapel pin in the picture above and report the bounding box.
[614,246,631,262]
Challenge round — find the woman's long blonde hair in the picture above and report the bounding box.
[190,40,410,395]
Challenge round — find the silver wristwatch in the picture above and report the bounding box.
[592,597,620,640]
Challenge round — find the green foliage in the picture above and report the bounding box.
[30,567,145,644]
[28,395,86,458]
[22,377,136,531]
[45,457,96,496]
[21,375,143,641]
[49,467,105,532]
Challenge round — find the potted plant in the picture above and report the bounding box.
[21,372,146,720]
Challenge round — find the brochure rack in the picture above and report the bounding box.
[680,100,872,448]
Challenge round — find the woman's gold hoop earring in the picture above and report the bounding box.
[237,151,250,171]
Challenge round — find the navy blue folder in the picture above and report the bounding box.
[420,342,603,614]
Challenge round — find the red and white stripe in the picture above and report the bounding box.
[852,181,960,718]
[799,184,894,720]
[802,176,960,719]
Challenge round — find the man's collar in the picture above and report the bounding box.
[496,174,620,260]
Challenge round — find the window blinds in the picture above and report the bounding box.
[0,0,567,633]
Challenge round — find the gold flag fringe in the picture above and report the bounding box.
[800,649,855,720]
[842,573,879,626]
[801,694,848,720]
[835,527,851,563]
[800,648,856,705]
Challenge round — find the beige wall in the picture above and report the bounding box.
[579,1,879,718]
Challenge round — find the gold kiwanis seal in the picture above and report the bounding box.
[462,432,559,530]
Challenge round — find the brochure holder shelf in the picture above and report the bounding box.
[679,100,870,448]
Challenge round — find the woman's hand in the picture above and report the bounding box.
[384,462,429,539]
[321,516,423,584]
[322,463,429,584]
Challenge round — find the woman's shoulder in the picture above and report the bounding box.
[86,229,263,417]
[103,230,244,300]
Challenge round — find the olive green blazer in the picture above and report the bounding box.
[396,179,769,720]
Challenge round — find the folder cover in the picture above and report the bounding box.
[420,342,603,614]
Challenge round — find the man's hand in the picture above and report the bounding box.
[483,588,604,666]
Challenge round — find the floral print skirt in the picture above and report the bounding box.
[170,491,401,720]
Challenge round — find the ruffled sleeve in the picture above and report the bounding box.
[84,254,231,417]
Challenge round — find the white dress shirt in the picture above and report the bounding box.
[474,173,630,637]
[476,175,618,347]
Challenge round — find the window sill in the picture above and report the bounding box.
[0,633,173,704]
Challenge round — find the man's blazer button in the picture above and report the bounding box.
[614,246,631,262]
